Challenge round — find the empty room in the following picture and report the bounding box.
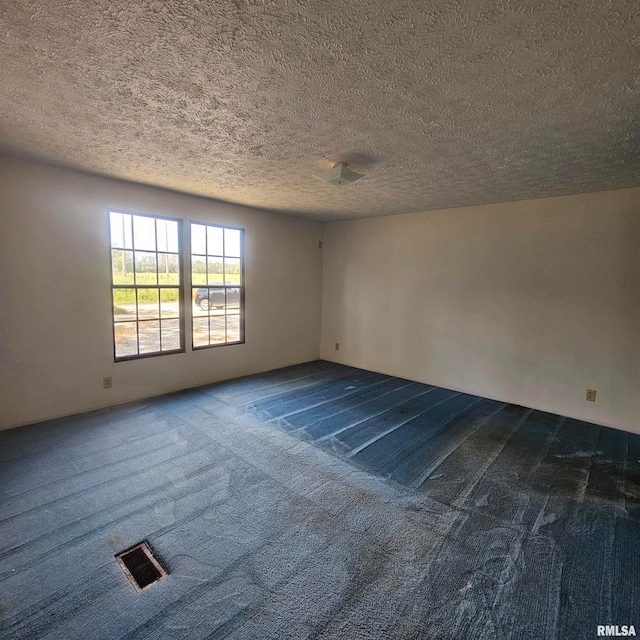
[0,1,638,639]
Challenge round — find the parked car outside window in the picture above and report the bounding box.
[194,287,240,310]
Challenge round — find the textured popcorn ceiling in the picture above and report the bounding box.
[0,1,638,220]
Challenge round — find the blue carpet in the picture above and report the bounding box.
[1,360,638,639]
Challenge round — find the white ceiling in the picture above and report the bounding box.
[0,0,638,221]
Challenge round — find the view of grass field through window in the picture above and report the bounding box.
[110,211,183,359]
[109,211,244,360]
[191,222,244,348]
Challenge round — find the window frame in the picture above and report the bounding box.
[189,221,245,351]
[108,208,185,362]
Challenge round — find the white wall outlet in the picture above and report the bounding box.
[103,376,113,389]
[586,389,596,402]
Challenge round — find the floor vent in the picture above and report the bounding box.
[115,541,167,592]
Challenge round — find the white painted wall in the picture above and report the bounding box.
[0,156,323,430]
[321,189,640,434]
[2,155,638,435]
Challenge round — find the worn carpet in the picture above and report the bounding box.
[1,360,638,639]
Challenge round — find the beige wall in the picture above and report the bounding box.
[2,154,638,435]
[321,189,640,434]
[0,156,323,430]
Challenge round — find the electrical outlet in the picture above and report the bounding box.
[319,240,323,249]
[335,343,340,351]
[103,376,113,389]
[586,389,596,402]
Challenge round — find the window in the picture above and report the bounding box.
[109,210,184,360]
[191,222,244,349]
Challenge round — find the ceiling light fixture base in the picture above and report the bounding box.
[314,163,364,186]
